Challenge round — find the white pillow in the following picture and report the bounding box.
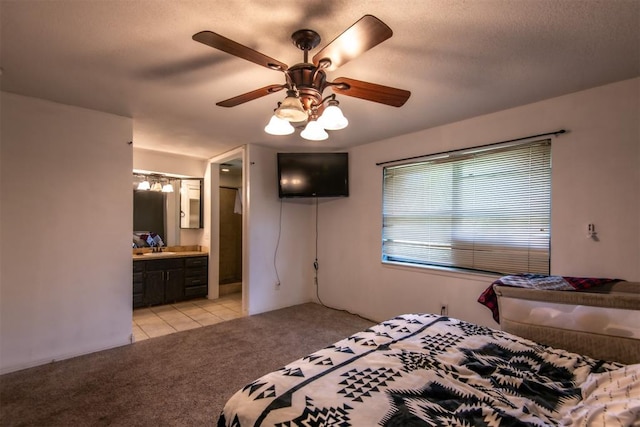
[559,363,640,426]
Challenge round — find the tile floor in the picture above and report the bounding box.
[132,292,243,342]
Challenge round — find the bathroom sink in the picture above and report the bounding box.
[142,251,176,256]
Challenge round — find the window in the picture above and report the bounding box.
[382,140,551,275]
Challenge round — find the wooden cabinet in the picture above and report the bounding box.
[133,262,145,308]
[184,256,208,299]
[133,255,207,308]
[144,270,165,306]
[145,258,185,305]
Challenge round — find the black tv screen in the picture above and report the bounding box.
[277,152,349,198]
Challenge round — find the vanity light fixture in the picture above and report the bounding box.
[137,179,151,190]
[134,173,175,193]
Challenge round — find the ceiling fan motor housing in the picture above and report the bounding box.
[287,63,326,114]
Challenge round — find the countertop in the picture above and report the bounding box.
[132,250,208,260]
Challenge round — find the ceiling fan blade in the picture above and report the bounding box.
[216,84,286,107]
[312,15,392,72]
[331,77,411,107]
[193,31,288,71]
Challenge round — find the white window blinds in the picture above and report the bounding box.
[382,140,551,275]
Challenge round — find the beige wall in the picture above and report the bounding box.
[1,92,133,374]
[133,147,206,177]
[315,78,640,327]
[244,144,316,315]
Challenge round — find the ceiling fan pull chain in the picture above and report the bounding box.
[284,71,294,89]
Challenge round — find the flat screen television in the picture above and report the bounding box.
[277,152,349,198]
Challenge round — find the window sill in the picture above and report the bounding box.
[381,260,501,282]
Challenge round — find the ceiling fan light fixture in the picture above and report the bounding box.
[318,101,349,130]
[275,89,308,122]
[265,114,295,135]
[300,119,329,141]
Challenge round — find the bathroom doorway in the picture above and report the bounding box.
[209,148,246,313]
[218,160,243,296]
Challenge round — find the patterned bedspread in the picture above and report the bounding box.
[218,314,619,426]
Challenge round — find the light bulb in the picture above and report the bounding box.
[318,104,348,130]
[275,89,308,122]
[264,114,295,135]
[300,120,328,141]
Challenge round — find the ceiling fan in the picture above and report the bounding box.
[192,15,411,139]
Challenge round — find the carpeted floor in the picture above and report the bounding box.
[0,303,375,426]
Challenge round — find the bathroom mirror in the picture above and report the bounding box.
[180,179,203,229]
[133,190,166,243]
[133,174,202,246]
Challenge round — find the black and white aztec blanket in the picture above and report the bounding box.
[218,314,620,426]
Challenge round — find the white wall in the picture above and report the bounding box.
[316,78,640,327]
[245,144,315,314]
[0,92,133,374]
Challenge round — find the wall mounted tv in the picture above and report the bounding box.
[277,152,349,198]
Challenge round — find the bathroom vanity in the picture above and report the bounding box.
[132,249,208,308]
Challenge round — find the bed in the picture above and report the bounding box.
[217,312,640,426]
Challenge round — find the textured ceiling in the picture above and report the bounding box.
[1,0,638,159]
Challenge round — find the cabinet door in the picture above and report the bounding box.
[184,256,208,299]
[184,276,208,298]
[185,256,207,269]
[133,272,145,308]
[164,268,185,303]
[145,271,165,306]
[133,261,145,308]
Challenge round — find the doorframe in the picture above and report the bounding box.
[207,146,248,315]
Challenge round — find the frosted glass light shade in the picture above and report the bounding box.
[275,95,307,122]
[137,180,151,190]
[300,120,328,141]
[318,104,348,130]
[161,183,174,193]
[151,182,162,192]
[264,115,295,135]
